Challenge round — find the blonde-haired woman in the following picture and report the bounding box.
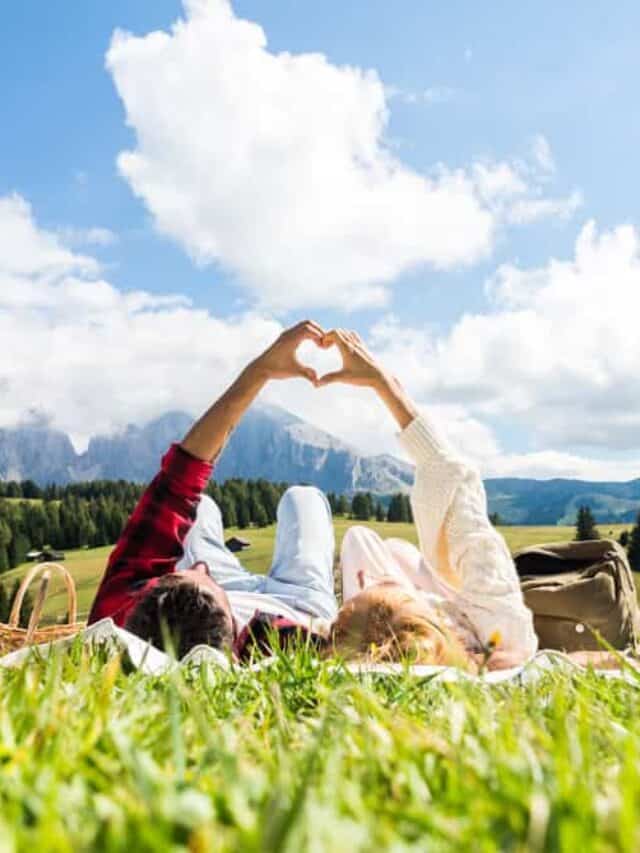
[317,329,538,670]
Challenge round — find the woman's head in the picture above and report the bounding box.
[329,582,473,670]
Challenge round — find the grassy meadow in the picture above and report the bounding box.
[0,519,631,623]
[1,519,639,850]
[2,638,640,850]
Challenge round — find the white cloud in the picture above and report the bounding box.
[0,193,286,448]
[105,0,575,311]
[387,85,457,105]
[416,411,640,481]
[369,220,640,465]
[484,450,640,482]
[472,162,528,201]
[2,193,638,481]
[530,134,555,175]
[507,190,583,225]
[471,153,581,224]
[0,194,98,281]
[57,226,118,248]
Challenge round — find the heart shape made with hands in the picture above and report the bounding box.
[296,338,343,383]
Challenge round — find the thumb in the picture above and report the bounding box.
[297,365,318,384]
[315,370,348,387]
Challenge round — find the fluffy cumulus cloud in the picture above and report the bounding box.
[0,192,418,458]
[2,192,638,479]
[106,0,577,311]
[0,194,285,447]
[368,220,640,475]
[0,193,498,466]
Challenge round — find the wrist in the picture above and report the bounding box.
[373,371,418,430]
[371,369,396,394]
[244,356,272,385]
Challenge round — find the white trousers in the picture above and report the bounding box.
[177,486,338,620]
[340,525,447,603]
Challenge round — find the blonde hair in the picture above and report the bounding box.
[329,583,475,671]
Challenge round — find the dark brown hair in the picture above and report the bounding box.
[125,574,234,659]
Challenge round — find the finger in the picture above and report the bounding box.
[293,357,318,383]
[320,329,350,351]
[299,367,318,383]
[292,321,324,344]
[306,319,325,336]
[315,369,350,387]
[338,329,356,348]
[320,329,338,348]
[292,319,324,336]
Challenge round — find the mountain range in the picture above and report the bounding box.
[1,405,639,525]
[0,405,413,496]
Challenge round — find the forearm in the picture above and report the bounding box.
[181,360,267,463]
[373,372,419,431]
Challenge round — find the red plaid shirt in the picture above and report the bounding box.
[88,443,212,627]
[88,443,321,657]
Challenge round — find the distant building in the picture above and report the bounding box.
[224,537,251,554]
[26,548,66,562]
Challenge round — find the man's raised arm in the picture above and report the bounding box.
[181,320,324,462]
[88,321,325,626]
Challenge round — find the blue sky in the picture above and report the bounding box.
[2,1,640,478]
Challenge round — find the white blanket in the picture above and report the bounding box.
[0,618,637,684]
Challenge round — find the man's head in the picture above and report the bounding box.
[125,562,235,658]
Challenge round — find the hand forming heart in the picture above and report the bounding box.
[254,321,384,390]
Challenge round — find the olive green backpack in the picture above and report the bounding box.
[514,539,640,652]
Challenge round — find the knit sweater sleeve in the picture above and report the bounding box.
[398,415,537,657]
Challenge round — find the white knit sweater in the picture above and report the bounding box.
[399,414,538,658]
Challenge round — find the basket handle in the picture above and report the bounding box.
[24,571,51,646]
[8,562,77,629]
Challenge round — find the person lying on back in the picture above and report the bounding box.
[318,329,538,671]
[88,321,338,659]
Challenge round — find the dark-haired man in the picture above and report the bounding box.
[88,321,337,659]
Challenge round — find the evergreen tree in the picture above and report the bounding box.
[627,512,640,571]
[21,480,42,499]
[220,494,237,529]
[386,494,404,522]
[8,532,30,569]
[619,529,630,549]
[489,512,502,526]
[0,520,11,573]
[364,492,375,519]
[336,495,349,516]
[236,499,251,529]
[253,501,269,528]
[351,493,371,521]
[575,505,599,541]
[6,483,21,498]
[375,502,385,522]
[386,494,411,523]
[258,481,280,523]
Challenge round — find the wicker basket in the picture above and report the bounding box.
[0,562,84,656]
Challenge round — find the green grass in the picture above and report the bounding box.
[0,521,631,623]
[1,521,639,850]
[1,642,640,850]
